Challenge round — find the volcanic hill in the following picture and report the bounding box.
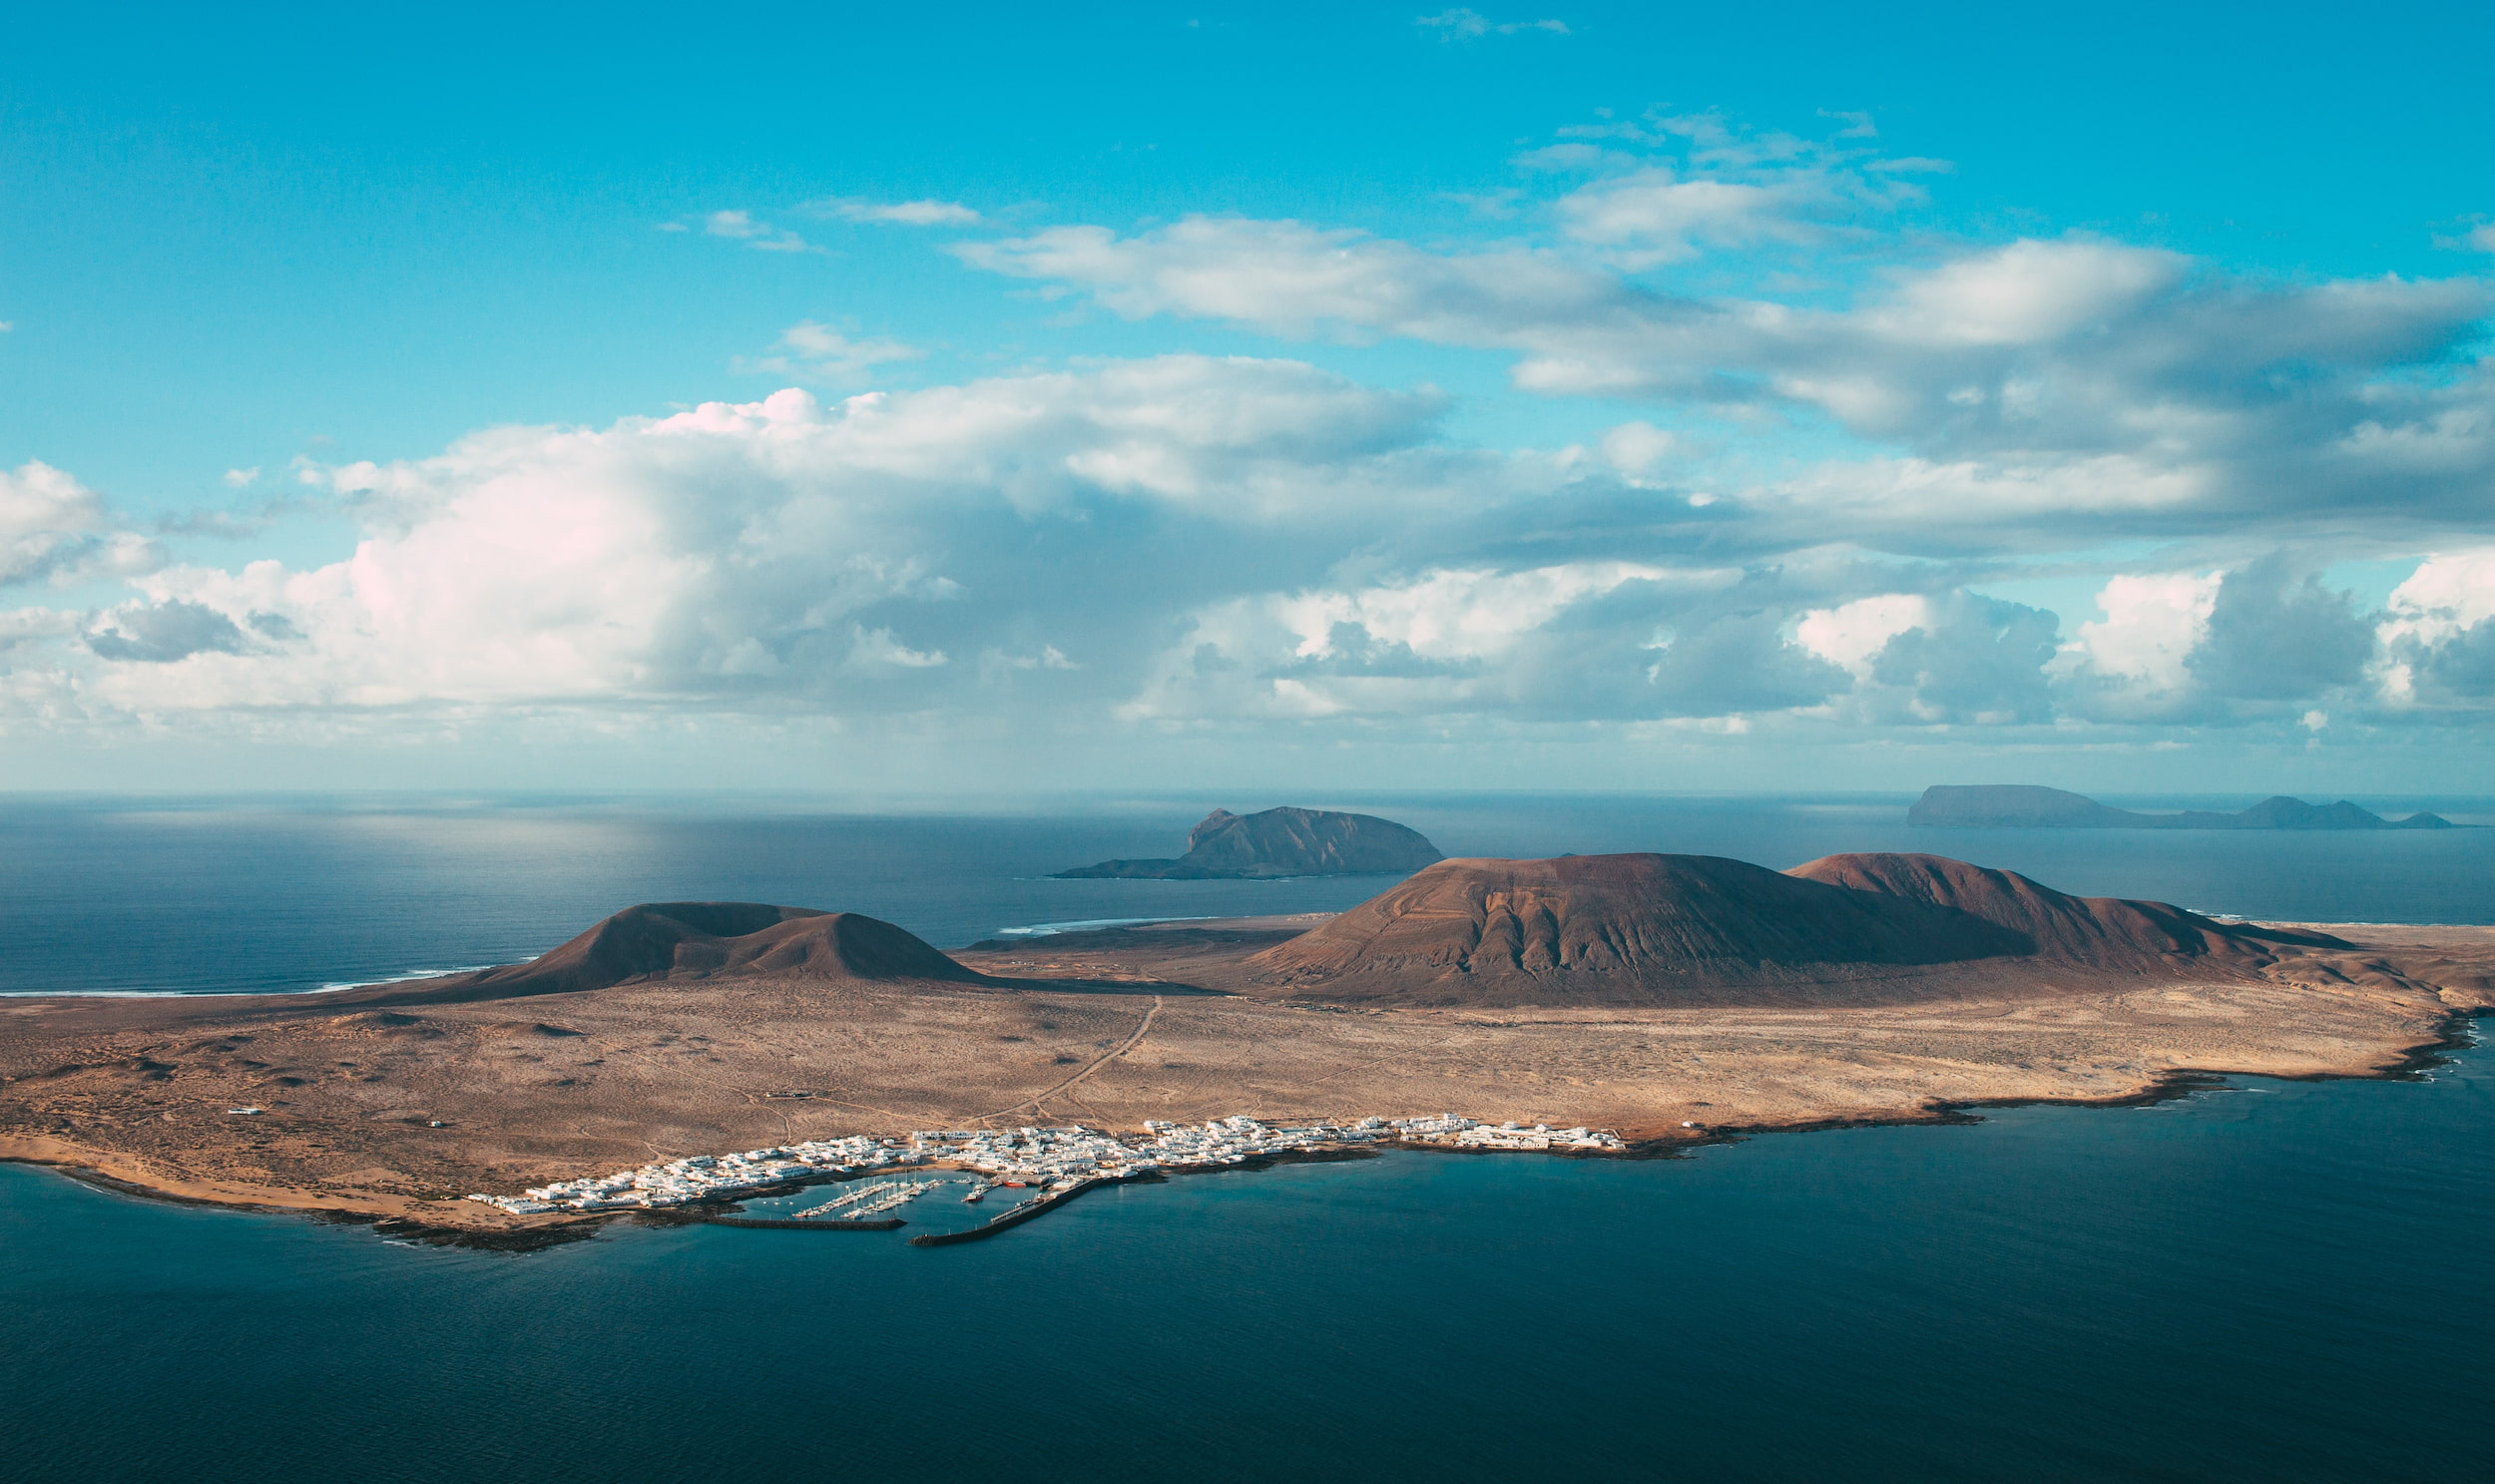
[1054,805,1444,879]
[365,902,985,1004]
[1238,851,2321,1007]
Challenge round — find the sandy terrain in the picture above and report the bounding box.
[3,916,2488,1237]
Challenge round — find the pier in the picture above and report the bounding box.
[907,1175,1137,1246]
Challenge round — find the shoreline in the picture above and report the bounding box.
[8,1001,2483,1249]
[6,914,2487,1246]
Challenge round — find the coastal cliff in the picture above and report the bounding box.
[1909,784,2454,830]
[1054,806,1444,879]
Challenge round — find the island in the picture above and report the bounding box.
[1909,784,2455,830]
[3,850,2488,1244]
[1052,805,1445,878]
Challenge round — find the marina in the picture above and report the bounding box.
[465,1115,1630,1239]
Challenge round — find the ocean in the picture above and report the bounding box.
[2,791,2491,1481]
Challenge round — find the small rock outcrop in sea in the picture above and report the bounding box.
[370,902,984,1002]
[1907,784,2454,830]
[1053,806,1445,880]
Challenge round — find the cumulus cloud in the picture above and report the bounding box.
[0,461,161,587]
[2378,549,2495,706]
[29,358,1514,723]
[2185,556,2374,703]
[1118,562,1865,725]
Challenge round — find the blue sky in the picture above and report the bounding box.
[3,2,2491,793]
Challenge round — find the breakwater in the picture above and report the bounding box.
[907,1175,1137,1246]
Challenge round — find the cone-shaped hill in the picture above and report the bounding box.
[377,902,985,1004]
[1240,851,2328,1007]
[1788,852,2350,971]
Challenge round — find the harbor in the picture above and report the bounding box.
[466,1115,1630,1240]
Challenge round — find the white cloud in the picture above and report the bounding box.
[2066,571,2221,695]
[698,210,818,252]
[1599,420,1677,476]
[1863,239,2183,346]
[2384,548,2495,639]
[223,466,260,488]
[847,625,948,671]
[1556,169,1813,265]
[1415,9,1570,38]
[736,322,927,384]
[804,197,983,227]
[1796,594,1934,677]
[26,359,1485,723]
[0,461,160,587]
[964,212,2495,541]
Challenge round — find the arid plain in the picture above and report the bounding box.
[4,875,2489,1237]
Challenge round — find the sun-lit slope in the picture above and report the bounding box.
[1240,853,2029,1007]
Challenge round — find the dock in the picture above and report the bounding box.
[906,1175,1136,1246]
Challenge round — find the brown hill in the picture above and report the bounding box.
[369,902,985,1004]
[1786,852,2351,967]
[1240,850,2337,1008]
[1242,853,2031,1007]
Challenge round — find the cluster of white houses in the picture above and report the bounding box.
[466,1114,1626,1217]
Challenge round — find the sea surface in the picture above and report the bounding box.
[2,789,2490,995]
[3,791,2492,1481]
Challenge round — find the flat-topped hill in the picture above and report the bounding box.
[377,902,984,1003]
[1240,850,2320,1007]
[1055,805,1444,879]
[1909,784,2453,830]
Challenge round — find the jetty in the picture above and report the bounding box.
[908,1175,1135,1246]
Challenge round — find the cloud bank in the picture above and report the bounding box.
[5,109,2491,778]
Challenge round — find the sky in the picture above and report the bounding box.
[3,1,2491,796]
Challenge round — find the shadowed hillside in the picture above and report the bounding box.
[367,902,985,1003]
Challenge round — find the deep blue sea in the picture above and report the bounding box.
[3,791,2492,1482]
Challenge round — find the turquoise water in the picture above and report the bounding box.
[3,1045,2488,1482]
[3,793,2492,1480]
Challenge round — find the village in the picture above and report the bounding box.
[466,1115,1629,1218]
